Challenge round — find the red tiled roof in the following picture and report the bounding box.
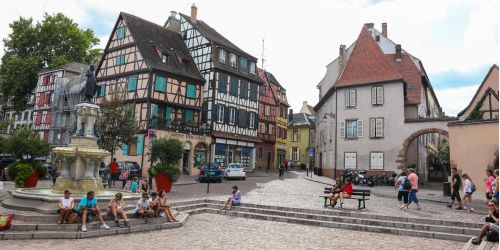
[337,26,402,87]
[257,69,277,106]
[386,54,423,104]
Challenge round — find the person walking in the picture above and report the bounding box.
[486,169,495,204]
[109,158,120,188]
[462,173,474,212]
[395,171,410,209]
[493,169,499,201]
[278,162,285,180]
[407,168,421,210]
[447,167,464,210]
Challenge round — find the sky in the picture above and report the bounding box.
[0,0,498,116]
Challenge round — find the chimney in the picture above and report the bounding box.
[289,109,294,123]
[382,23,387,37]
[190,4,198,23]
[364,23,374,29]
[165,11,181,33]
[338,45,346,69]
[395,44,402,62]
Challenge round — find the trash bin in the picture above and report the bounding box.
[443,182,451,196]
[313,167,318,175]
[318,168,323,177]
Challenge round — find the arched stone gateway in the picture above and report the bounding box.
[395,118,457,170]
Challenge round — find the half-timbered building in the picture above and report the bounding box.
[166,6,263,169]
[267,71,290,167]
[256,69,277,170]
[96,12,211,176]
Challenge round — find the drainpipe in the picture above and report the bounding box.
[141,68,153,176]
[334,88,338,179]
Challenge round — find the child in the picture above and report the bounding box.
[57,189,75,224]
[221,186,242,211]
[148,192,160,217]
[158,190,177,222]
[120,167,129,189]
[140,179,150,196]
[135,192,154,218]
[462,173,474,212]
[130,177,139,193]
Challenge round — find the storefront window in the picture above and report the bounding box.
[194,143,207,168]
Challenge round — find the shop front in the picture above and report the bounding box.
[213,138,256,169]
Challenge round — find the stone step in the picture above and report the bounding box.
[203,203,479,236]
[0,213,188,240]
[202,208,472,242]
[11,205,136,223]
[202,199,483,229]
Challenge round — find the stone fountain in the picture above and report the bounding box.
[2,102,140,213]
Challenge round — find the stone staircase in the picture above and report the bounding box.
[462,237,499,250]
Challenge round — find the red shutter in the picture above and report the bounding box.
[35,112,42,125]
[45,92,51,105]
[38,94,45,106]
[45,112,52,125]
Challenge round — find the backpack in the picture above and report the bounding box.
[470,182,476,194]
[402,177,412,190]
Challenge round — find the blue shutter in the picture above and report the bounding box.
[128,76,137,92]
[165,107,172,128]
[117,26,125,39]
[122,144,128,156]
[240,81,248,99]
[185,110,194,123]
[186,84,196,99]
[218,74,227,93]
[100,84,106,96]
[137,136,143,155]
[230,77,239,96]
[155,76,166,92]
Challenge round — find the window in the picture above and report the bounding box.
[239,57,247,71]
[185,110,194,123]
[229,108,236,125]
[268,124,273,134]
[161,54,168,64]
[259,85,265,95]
[128,76,138,92]
[265,105,270,116]
[259,147,263,159]
[217,106,224,123]
[186,84,196,99]
[249,113,255,129]
[292,148,299,161]
[229,53,237,67]
[117,26,126,39]
[341,120,363,139]
[346,120,357,138]
[370,152,384,170]
[369,118,384,138]
[154,76,167,92]
[293,129,300,141]
[249,83,257,101]
[250,62,256,75]
[371,86,384,105]
[407,83,413,90]
[219,49,227,64]
[230,77,238,96]
[240,81,248,99]
[218,73,227,93]
[344,152,357,169]
[345,89,356,107]
[116,55,125,65]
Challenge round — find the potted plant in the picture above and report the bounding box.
[4,127,50,188]
[148,138,183,192]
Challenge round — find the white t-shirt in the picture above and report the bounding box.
[135,198,149,213]
[60,197,74,208]
[464,179,472,193]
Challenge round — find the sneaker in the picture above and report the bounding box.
[455,207,464,210]
[469,208,475,212]
[100,224,110,230]
[81,225,87,232]
[400,205,404,210]
[446,204,452,208]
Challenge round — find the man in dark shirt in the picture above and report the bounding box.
[447,167,464,210]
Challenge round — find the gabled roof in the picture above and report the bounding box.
[458,64,499,117]
[39,62,88,75]
[258,69,290,107]
[337,26,402,87]
[256,69,277,106]
[179,13,256,60]
[289,113,314,127]
[386,53,423,104]
[118,13,204,82]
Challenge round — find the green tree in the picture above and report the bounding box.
[428,138,450,180]
[4,126,50,161]
[0,13,100,111]
[96,92,139,160]
[148,138,183,165]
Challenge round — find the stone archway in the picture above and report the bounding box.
[396,128,449,170]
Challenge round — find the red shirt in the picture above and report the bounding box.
[343,183,353,197]
[110,162,119,174]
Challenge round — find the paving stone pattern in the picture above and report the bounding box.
[1,214,464,250]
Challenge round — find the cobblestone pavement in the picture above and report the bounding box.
[1,213,464,250]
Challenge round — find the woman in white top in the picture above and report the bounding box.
[158,190,177,222]
[57,189,75,224]
[462,173,474,212]
[108,192,129,227]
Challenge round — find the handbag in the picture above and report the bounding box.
[67,212,78,224]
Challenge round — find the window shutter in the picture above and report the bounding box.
[377,87,384,104]
[39,94,45,106]
[128,76,138,92]
[234,108,240,125]
[137,136,143,155]
[297,148,300,161]
[357,120,363,137]
[371,87,377,105]
[376,119,383,137]
[214,105,219,122]
[165,107,172,128]
[219,74,227,93]
[340,121,345,138]
[45,112,52,124]
[345,91,349,107]
[185,110,194,123]
[151,104,158,116]
[370,118,376,138]
[122,144,128,156]
[254,112,259,129]
[100,84,106,96]
[224,106,230,124]
[349,90,356,107]
[186,84,196,99]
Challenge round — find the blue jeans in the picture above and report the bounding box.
[409,189,419,204]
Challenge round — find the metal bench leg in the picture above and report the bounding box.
[358,200,362,210]
[324,197,327,207]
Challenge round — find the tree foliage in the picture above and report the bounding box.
[4,126,51,161]
[0,13,100,111]
[428,138,450,175]
[96,92,139,158]
[148,138,183,166]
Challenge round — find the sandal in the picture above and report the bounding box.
[471,238,481,245]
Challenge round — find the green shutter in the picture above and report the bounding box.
[128,76,137,92]
[137,136,143,155]
[154,76,166,92]
[100,84,106,96]
[230,77,238,96]
[117,26,125,39]
[186,84,196,99]
[165,107,172,128]
[151,104,158,116]
[122,144,128,156]
[185,110,194,123]
[218,73,227,93]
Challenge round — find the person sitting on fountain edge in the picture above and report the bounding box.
[77,191,110,232]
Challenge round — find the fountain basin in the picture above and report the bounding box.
[2,188,141,214]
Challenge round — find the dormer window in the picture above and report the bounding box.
[239,57,247,72]
[219,49,227,64]
[161,54,168,64]
[229,53,237,68]
[249,62,256,75]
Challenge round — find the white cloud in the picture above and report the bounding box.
[0,0,497,112]
[434,84,480,116]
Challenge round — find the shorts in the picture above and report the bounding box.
[232,199,241,206]
[397,190,409,204]
[409,189,419,204]
[489,223,499,233]
[464,192,472,197]
[112,173,120,180]
[451,189,461,201]
[77,210,95,217]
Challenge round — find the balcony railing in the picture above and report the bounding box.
[152,117,209,135]
[259,133,276,142]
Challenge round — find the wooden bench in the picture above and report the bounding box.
[319,187,370,210]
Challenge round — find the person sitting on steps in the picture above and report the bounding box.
[472,199,499,245]
[158,190,177,222]
[331,178,353,208]
[221,186,242,210]
[77,191,110,232]
[108,192,129,227]
[57,189,75,224]
[148,192,160,217]
[135,192,154,218]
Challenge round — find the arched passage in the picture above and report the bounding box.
[396,128,449,170]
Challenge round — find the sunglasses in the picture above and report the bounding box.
[489,204,496,207]
[67,193,72,195]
